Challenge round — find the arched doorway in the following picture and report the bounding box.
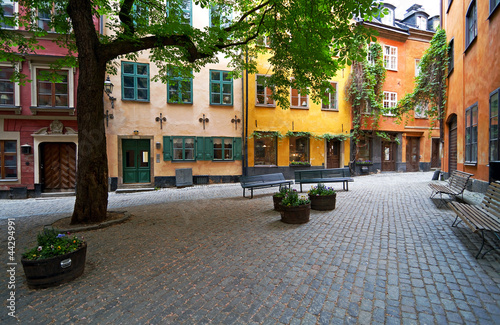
[448,114,458,174]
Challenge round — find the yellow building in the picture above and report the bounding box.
[244,48,352,179]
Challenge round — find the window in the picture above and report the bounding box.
[414,104,428,118]
[256,35,271,48]
[490,89,499,161]
[210,70,232,105]
[254,133,277,166]
[416,15,427,30]
[256,75,274,106]
[213,138,233,160]
[167,71,192,104]
[37,3,64,32]
[322,82,338,110]
[168,0,192,25]
[210,4,231,28]
[357,137,371,162]
[0,67,15,106]
[383,91,397,116]
[1,0,16,29]
[492,0,500,15]
[36,70,69,107]
[289,135,309,163]
[448,39,454,74]
[122,62,149,101]
[383,45,397,70]
[466,1,477,48]
[173,137,195,161]
[381,7,394,25]
[0,140,17,179]
[465,103,478,163]
[415,59,421,77]
[290,87,308,108]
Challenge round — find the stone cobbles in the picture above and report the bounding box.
[1,172,500,324]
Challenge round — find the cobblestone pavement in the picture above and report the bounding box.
[1,172,500,324]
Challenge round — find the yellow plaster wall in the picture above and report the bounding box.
[246,50,352,167]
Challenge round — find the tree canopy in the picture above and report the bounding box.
[0,0,383,224]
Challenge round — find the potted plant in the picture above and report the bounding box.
[279,189,311,224]
[21,228,87,289]
[273,187,292,211]
[308,183,337,210]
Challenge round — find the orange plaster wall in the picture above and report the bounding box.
[442,0,500,181]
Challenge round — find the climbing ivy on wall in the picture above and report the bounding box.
[395,29,449,140]
[347,42,387,160]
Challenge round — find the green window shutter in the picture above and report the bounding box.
[204,137,214,160]
[233,137,242,160]
[163,136,172,161]
[196,137,205,160]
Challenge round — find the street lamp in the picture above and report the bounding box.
[104,76,116,109]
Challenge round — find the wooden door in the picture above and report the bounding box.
[431,138,441,168]
[326,139,341,168]
[405,137,420,172]
[122,139,150,184]
[381,141,396,171]
[41,143,77,190]
[449,115,457,174]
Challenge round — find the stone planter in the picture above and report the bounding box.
[21,243,87,289]
[308,193,336,210]
[280,203,311,224]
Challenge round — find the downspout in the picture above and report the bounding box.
[243,48,249,177]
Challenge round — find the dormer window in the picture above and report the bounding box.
[381,7,394,26]
[416,15,427,30]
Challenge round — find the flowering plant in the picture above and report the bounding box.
[273,186,293,198]
[281,189,310,207]
[22,228,85,260]
[356,160,372,165]
[308,183,336,196]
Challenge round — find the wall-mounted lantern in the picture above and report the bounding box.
[104,76,116,109]
[21,143,32,154]
[156,142,161,149]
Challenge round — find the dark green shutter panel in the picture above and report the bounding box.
[163,136,172,161]
[204,137,214,160]
[196,137,205,160]
[233,137,242,160]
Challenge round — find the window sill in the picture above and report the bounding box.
[210,104,233,107]
[30,106,75,115]
[0,106,21,114]
[254,165,278,167]
[464,162,477,167]
[122,99,150,103]
[172,160,196,163]
[0,179,19,183]
[321,108,339,112]
[290,106,309,110]
[168,101,193,105]
[255,104,276,108]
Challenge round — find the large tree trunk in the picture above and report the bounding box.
[68,0,109,224]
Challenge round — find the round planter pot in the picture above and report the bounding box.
[21,243,87,289]
[308,193,336,210]
[280,203,311,224]
[273,195,284,211]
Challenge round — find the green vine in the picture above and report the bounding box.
[396,29,448,140]
[316,133,351,141]
[285,131,312,138]
[347,42,387,160]
[249,131,284,139]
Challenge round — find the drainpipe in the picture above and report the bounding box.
[243,48,249,177]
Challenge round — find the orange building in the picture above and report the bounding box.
[441,0,500,190]
[355,3,440,175]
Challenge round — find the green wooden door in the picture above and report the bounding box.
[122,139,150,183]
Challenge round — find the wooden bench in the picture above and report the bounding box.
[448,181,500,258]
[240,173,293,198]
[429,170,474,207]
[294,168,354,192]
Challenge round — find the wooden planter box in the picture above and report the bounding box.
[280,203,311,224]
[308,193,336,210]
[21,243,87,289]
